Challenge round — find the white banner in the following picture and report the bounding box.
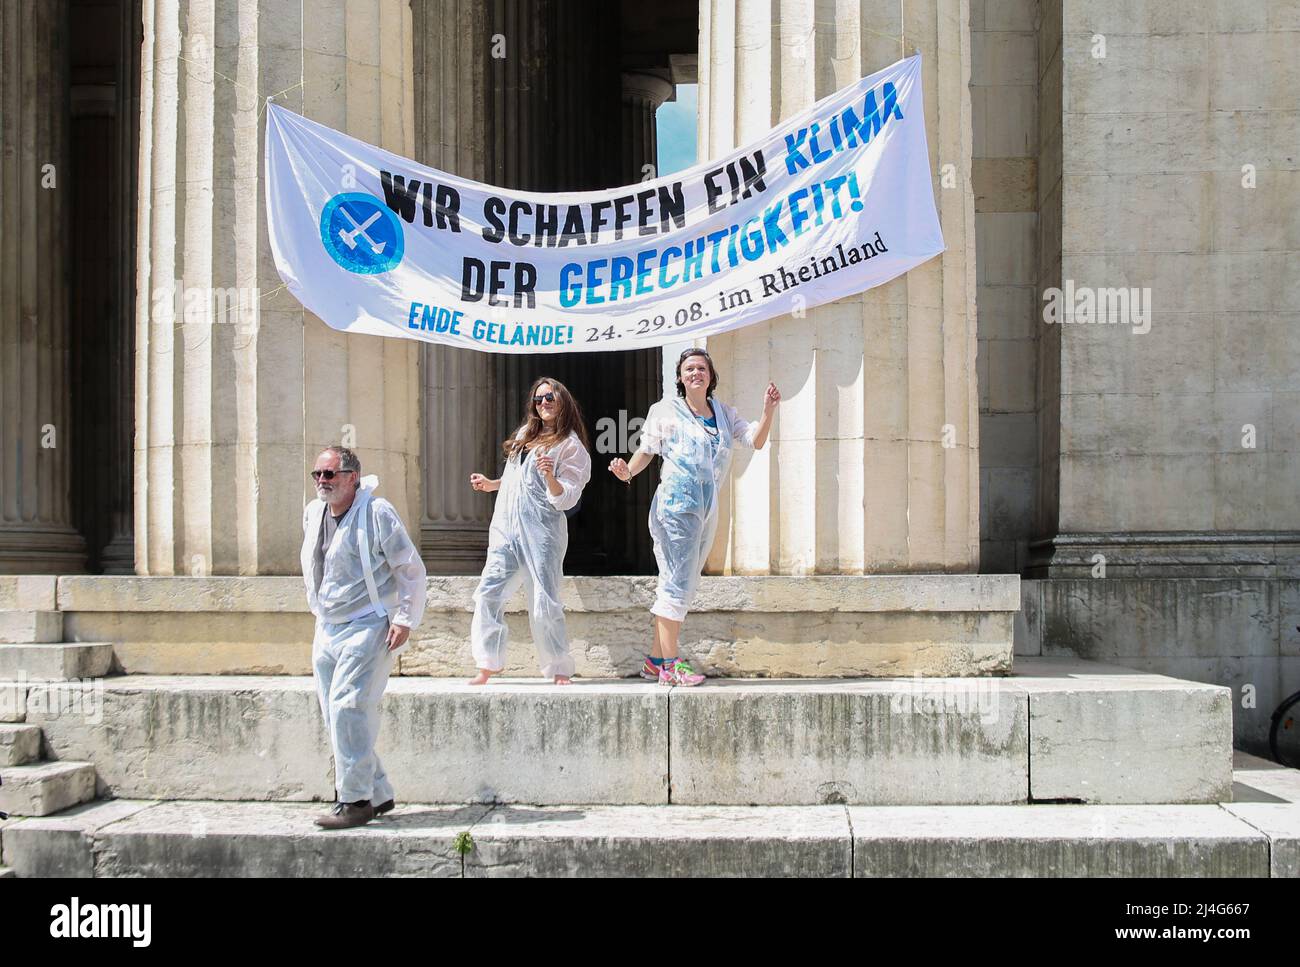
[265,54,943,354]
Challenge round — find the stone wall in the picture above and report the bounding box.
[971,0,1041,574]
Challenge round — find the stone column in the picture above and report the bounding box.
[100,0,144,573]
[699,0,978,575]
[622,72,674,181]
[135,0,420,575]
[0,0,87,574]
[412,0,495,573]
[618,71,674,572]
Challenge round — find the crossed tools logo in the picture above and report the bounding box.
[319,192,405,274]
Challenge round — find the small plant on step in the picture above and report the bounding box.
[453,831,475,855]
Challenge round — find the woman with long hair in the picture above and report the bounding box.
[609,349,779,685]
[468,377,592,685]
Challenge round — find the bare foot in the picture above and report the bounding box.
[553,675,573,685]
[468,669,497,685]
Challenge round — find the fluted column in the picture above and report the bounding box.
[412,0,495,573]
[618,71,674,573]
[135,0,420,575]
[0,0,86,574]
[100,0,143,573]
[621,72,674,181]
[700,0,978,575]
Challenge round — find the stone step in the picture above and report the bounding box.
[0,683,26,723]
[0,797,1283,878]
[0,611,63,644]
[0,724,42,766]
[53,574,1021,678]
[0,643,114,681]
[21,657,1233,806]
[0,761,96,817]
[0,867,14,879]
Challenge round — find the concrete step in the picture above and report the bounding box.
[0,797,1283,878]
[0,643,114,681]
[0,611,63,643]
[53,574,1021,678]
[20,657,1233,806]
[0,683,25,723]
[0,724,42,766]
[0,761,96,817]
[0,867,14,878]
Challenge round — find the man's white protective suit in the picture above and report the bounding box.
[639,397,757,622]
[471,432,591,677]
[301,475,426,804]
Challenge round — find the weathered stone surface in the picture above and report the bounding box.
[851,804,1270,877]
[0,723,41,766]
[1,799,157,877]
[1232,751,1300,804]
[58,574,1019,614]
[466,805,852,877]
[6,798,1288,878]
[0,577,57,612]
[57,576,308,612]
[27,677,333,802]
[1223,803,1300,878]
[1020,578,1295,750]
[1016,659,1234,803]
[54,575,1020,678]
[399,610,1015,679]
[669,679,1027,805]
[91,801,489,877]
[0,683,26,722]
[0,866,13,878]
[0,611,63,643]
[379,680,669,804]
[0,761,96,817]
[28,660,1236,806]
[29,676,669,805]
[0,643,114,681]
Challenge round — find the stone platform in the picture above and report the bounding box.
[11,658,1231,807]
[3,574,1020,678]
[2,754,1294,878]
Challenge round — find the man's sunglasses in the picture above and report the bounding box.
[533,393,557,404]
[310,469,355,481]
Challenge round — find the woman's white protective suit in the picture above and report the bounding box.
[639,396,757,622]
[300,474,427,805]
[471,431,591,677]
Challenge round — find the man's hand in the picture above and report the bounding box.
[387,622,411,652]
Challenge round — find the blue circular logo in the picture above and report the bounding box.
[320,192,404,274]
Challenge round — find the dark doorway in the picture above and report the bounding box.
[413,0,698,574]
[69,0,139,573]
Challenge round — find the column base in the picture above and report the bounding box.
[420,523,489,576]
[0,526,87,575]
[1026,531,1300,579]
[97,533,135,575]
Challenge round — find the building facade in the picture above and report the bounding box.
[1,1,1296,747]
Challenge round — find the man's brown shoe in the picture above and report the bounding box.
[375,799,395,816]
[315,800,374,830]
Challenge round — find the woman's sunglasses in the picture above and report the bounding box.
[310,469,355,481]
[533,392,557,405]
